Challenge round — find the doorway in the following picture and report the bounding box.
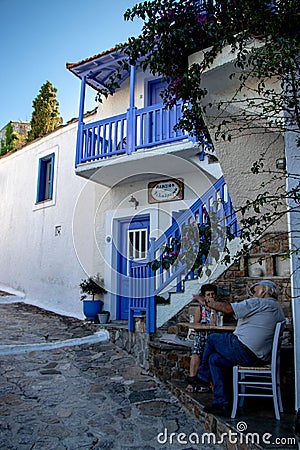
[116,215,150,319]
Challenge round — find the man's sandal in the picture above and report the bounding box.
[192,384,211,393]
[185,376,211,393]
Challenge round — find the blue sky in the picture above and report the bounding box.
[0,0,142,129]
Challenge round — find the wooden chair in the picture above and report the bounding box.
[231,320,286,420]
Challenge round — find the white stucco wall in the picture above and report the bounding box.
[189,49,287,234]
[95,68,163,120]
[0,117,108,319]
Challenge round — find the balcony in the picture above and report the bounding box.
[75,101,199,187]
[67,51,203,187]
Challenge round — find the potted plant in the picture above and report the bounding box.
[80,274,107,321]
[98,310,110,324]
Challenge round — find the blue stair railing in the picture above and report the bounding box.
[128,176,239,333]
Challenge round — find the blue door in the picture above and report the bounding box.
[148,79,169,143]
[116,215,150,319]
[149,78,168,105]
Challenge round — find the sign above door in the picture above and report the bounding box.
[148,178,184,203]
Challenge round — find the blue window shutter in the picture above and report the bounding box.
[48,153,55,199]
[36,159,43,203]
[36,153,55,203]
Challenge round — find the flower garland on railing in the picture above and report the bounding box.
[148,218,212,275]
[148,206,235,277]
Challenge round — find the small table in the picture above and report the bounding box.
[177,322,236,332]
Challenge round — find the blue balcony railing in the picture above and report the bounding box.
[75,102,190,167]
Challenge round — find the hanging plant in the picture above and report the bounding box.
[147,208,234,276]
[147,215,212,274]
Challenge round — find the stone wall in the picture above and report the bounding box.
[148,342,190,381]
[104,322,151,370]
[216,231,292,319]
[0,121,30,144]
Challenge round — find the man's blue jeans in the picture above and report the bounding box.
[197,333,262,405]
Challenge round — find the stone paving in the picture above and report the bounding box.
[0,301,222,450]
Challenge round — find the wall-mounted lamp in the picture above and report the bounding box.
[129,195,139,210]
[276,158,286,170]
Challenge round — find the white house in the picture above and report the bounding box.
[0,42,291,326]
[0,46,235,327]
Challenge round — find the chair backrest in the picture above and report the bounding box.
[271,320,286,373]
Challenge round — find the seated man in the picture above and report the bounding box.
[192,280,285,416]
[186,283,218,392]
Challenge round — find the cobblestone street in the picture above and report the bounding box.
[0,301,221,450]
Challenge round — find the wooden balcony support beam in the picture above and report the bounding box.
[126,65,137,155]
[75,75,86,167]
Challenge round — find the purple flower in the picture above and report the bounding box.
[168,96,177,106]
[196,14,207,25]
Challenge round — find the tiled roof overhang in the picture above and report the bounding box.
[66,48,132,92]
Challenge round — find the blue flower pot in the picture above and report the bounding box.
[83,300,103,320]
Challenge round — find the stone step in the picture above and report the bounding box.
[167,379,297,450]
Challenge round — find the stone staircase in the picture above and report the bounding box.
[166,378,297,450]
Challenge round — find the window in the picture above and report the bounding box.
[36,153,55,203]
[128,228,148,260]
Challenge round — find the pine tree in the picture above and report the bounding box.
[27,80,62,141]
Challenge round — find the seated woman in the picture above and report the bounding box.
[186,283,219,392]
